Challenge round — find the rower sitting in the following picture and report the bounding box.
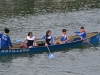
[21,32,38,48]
[55,29,69,44]
[42,30,54,46]
[73,27,86,41]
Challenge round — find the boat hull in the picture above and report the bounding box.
[0,41,83,55]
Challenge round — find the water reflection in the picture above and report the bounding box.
[0,53,34,63]
[0,0,100,17]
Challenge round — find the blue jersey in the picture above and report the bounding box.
[61,35,67,42]
[0,33,13,49]
[74,31,86,39]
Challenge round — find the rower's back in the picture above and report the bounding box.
[0,28,13,49]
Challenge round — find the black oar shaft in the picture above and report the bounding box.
[76,35,98,50]
[84,40,98,50]
[47,46,50,53]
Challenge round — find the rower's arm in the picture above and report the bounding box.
[34,38,37,46]
[74,31,81,36]
[42,35,47,45]
[8,37,13,47]
[74,31,80,33]
[78,32,85,36]
[51,36,55,45]
[23,37,27,43]
[66,35,69,41]
[42,35,46,42]
[42,35,46,40]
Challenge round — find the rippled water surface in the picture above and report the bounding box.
[0,0,100,75]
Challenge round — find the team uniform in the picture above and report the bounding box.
[42,35,54,45]
[60,34,68,43]
[26,36,35,48]
[0,33,13,49]
[74,31,86,40]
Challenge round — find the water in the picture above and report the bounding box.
[0,0,100,75]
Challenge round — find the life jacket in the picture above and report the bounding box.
[80,29,85,33]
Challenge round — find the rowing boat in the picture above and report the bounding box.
[0,32,99,56]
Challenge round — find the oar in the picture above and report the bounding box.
[83,39,98,50]
[77,35,99,50]
[47,46,54,59]
[16,38,24,43]
[16,39,54,59]
[76,35,99,50]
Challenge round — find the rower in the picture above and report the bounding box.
[42,30,54,46]
[74,27,86,40]
[0,28,13,49]
[55,29,69,44]
[22,32,38,48]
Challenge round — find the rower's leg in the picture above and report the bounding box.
[54,40,61,45]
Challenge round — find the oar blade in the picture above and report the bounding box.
[49,53,54,59]
[16,39,23,43]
